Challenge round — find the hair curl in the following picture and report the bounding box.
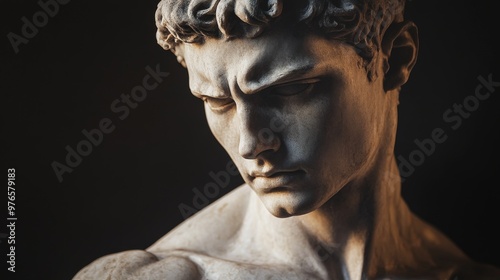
[155,0,405,78]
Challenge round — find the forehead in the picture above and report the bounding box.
[181,27,362,96]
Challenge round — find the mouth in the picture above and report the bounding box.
[249,169,306,192]
[250,168,305,178]
[266,170,305,178]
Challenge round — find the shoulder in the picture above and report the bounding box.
[147,184,254,252]
[72,250,201,280]
[73,185,255,280]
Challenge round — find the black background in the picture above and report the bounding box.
[1,0,499,279]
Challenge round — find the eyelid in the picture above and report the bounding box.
[275,78,321,87]
[200,95,232,100]
[201,95,234,112]
[191,89,230,100]
[270,78,321,95]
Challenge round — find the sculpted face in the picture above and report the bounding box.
[181,25,393,218]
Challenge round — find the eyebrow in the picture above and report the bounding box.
[190,61,322,99]
[239,63,317,95]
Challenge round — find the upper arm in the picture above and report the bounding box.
[72,250,201,280]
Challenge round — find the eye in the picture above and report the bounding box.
[271,80,318,96]
[202,96,234,111]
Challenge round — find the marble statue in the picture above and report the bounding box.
[73,0,500,279]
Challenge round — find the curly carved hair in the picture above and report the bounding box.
[155,0,405,78]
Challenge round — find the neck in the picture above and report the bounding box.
[295,152,417,278]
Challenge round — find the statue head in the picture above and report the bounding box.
[154,0,418,217]
[156,0,410,80]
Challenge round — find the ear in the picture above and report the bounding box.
[381,21,419,92]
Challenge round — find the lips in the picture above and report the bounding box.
[250,168,304,178]
[249,169,306,192]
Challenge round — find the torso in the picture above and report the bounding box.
[73,185,500,280]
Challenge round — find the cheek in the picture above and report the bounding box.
[325,89,383,175]
[205,108,240,157]
[292,84,382,179]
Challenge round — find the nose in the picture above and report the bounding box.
[237,105,281,159]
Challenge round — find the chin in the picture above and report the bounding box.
[259,190,319,218]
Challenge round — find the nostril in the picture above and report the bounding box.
[239,147,255,159]
[238,133,281,159]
